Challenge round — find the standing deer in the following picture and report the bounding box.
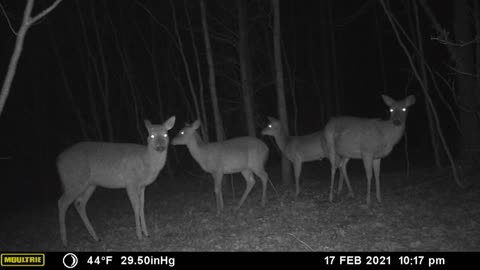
[172,120,269,214]
[261,117,353,198]
[324,95,416,205]
[57,116,176,246]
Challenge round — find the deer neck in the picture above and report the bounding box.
[272,128,289,153]
[185,132,209,171]
[383,119,406,148]
[145,141,168,183]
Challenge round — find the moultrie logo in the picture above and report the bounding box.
[1,253,45,267]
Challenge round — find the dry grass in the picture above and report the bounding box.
[1,164,479,251]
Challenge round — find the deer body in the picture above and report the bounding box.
[262,117,353,198]
[172,120,269,214]
[329,117,405,159]
[325,95,416,205]
[187,136,268,174]
[57,116,176,246]
[58,142,166,189]
[284,132,326,162]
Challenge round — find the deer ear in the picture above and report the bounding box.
[144,120,152,130]
[192,120,201,130]
[164,116,176,130]
[382,95,395,107]
[405,95,416,106]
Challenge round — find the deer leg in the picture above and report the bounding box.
[139,186,149,237]
[213,172,224,215]
[373,159,381,203]
[362,155,374,206]
[293,159,302,197]
[74,185,99,242]
[336,157,346,194]
[337,163,344,194]
[237,170,256,210]
[340,158,354,198]
[253,168,268,207]
[126,185,142,240]
[58,184,89,246]
[329,154,338,202]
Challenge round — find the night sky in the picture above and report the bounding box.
[0,0,457,206]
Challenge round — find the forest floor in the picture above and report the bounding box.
[1,160,480,252]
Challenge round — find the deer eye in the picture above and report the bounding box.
[150,134,155,139]
[389,108,394,113]
[180,131,185,135]
[268,124,272,128]
[163,133,168,138]
[402,108,406,112]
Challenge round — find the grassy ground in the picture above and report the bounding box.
[1,161,479,251]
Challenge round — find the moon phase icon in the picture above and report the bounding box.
[62,253,78,268]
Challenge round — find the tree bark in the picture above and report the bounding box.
[272,0,291,185]
[454,0,480,163]
[170,0,205,137]
[1,0,63,117]
[185,0,209,141]
[237,0,256,137]
[327,0,341,115]
[201,0,224,141]
[412,0,441,168]
[380,0,464,187]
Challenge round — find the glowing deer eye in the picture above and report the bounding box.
[402,108,406,112]
[163,134,168,138]
[268,124,272,128]
[150,135,155,139]
[180,131,184,135]
[389,108,394,113]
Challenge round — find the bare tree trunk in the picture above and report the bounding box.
[170,0,206,138]
[320,1,332,120]
[185,0,209,141]
[309,39,326,124]
[108,12,143,140]
[0,0,63,117]
[171,63,196,121]
[49,27,89,140]
[0,1,32,118]
[476,0,480,92]
[201,0,224,141]
[454,0,480,163]
[420,0,480,164]
[412,0,441,168]
[91,2,113,141]
[380,0,464,187]
[374,5,388,91]
[327,0,341,115]
[272,0,291,186]
[76,1,103,140]
[475,1,480,127]
[237,0,256,137]
[281,21,297,135]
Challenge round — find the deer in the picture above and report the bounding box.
[261,117,353,198]
[57,116,176,246]
[324,94,416,205]
[171,120,269,215]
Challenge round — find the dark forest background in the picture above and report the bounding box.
[0,0,478,203]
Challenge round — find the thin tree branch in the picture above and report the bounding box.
[29,0,63,25]
[446,64,479,78]
[380,0,465,188]
[0,2,18,35]
[431,35,480,47]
